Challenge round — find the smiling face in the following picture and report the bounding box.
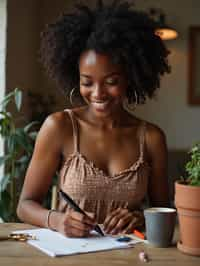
[79,50,128,117]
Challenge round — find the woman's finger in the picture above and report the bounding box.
[103,208,121,229]
[62,209,94,236]
[104,208,129,233]
[121,212,144,234]
[85,211,95,220]
[64,223,91,237]
[112,212,133,234]
[67,209,95,226]
[65,215,93,232]
[121,219,137,234]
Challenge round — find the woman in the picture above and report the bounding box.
[17,0,170,237]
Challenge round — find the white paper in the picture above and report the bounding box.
[13,228,141,257]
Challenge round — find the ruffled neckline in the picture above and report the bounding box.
[63,151,149,179]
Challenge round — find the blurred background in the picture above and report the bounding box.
[0,0,200,217]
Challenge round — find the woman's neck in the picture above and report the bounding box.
[83,105,134,130]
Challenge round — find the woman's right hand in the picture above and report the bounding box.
[54,210,96,237]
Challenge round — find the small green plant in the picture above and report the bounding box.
[184,142,200,186]
[0,88,38,221]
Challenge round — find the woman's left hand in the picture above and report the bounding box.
[103,208,144,235]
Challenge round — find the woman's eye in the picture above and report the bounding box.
[80,82,92,87]
[106,79,118,85]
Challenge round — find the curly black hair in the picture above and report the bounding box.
[40,0,170,104]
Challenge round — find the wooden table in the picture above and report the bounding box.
[0,223,199,266]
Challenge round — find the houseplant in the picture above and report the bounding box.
[175,142,200,256]
[0,88,38,221]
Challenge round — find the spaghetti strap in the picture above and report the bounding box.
[64,109,79,153]
[139,121,146,160]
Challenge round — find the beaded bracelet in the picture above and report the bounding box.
[45,209,56,229]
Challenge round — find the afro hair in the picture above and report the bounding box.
[40,0,170,104]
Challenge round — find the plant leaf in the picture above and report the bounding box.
[15,129,33,153]
[0,156,5,166]
[0,190,12,221]
[185,142,200,186]
[0,155,11,166]
[24,121,39,133]
[0,90,16,109]
[17,155,29,164]
[14,88,22,111]
[0,174,10,192]
[29,131,38,140]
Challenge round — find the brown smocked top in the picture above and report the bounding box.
[58,109,150,223]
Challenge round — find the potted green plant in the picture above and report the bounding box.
[0,88,38,221]
[175,142,200,256]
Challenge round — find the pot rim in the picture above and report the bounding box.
[175,180,200,189]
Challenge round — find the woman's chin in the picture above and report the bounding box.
[92,108,111,117]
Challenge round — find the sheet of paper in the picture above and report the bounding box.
[13,228,141,257]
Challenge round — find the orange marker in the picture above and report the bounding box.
[133,229,145,240]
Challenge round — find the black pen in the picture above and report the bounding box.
[59,189,104,236]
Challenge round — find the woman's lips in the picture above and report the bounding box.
[91,100,110,111]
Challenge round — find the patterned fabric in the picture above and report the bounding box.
[58,109,150,223]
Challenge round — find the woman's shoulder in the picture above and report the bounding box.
[128,115,165,138]
[142,120,167,154]
[39,109,74,139]
[144,121,166,142]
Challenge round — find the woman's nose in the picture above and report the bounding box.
[92,83,106,98]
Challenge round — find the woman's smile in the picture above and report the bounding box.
[91,100,110,112]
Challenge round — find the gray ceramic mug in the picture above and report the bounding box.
[144,207,176,248]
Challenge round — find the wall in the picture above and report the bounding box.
[6,0,40,93]
[0,0,7,179]
[133,0,200,150]
[6,0,41,123]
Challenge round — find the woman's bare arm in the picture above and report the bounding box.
[17,113,64,227]
[17,111,96,236]
[146,124,170,207]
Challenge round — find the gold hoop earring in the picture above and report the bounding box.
[123,90,138,111]
[69,87,76,106]
[134,89,138,106]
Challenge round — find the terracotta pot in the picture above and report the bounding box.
[175,181,200,256]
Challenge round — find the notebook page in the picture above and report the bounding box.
[13,228,141,257]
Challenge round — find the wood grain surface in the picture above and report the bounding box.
[0,223,199,266]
